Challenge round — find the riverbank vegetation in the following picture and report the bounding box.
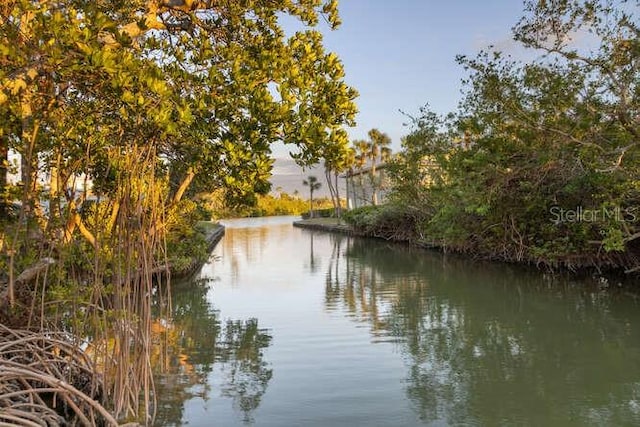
[201,190,336,218]
[0,0,356,423]
[346,0,639,273]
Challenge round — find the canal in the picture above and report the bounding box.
[153,216,640,426]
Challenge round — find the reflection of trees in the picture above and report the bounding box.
[325,238,640,425]
[222,225,271,283]
[152,280,272,426]
[305,231,321,273]
[310,232,317,272]
[223,221,295,284]
[325,237,394,333]
[219,319,273,424]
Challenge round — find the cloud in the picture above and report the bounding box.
[472,33,522,54]
[471,24,599,63]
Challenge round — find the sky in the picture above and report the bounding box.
[271,0,530,195]
[4,1,547,197]
[274,0,529,157]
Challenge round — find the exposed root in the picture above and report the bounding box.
[0,324,121,426]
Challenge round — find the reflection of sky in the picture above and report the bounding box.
[205,217,324,290]
[195,216,417,426]
[275,0,526,154]
[182,217,640,426]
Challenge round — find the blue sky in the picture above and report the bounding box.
[276,0,528,156]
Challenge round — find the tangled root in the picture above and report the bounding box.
[0,324,120,426]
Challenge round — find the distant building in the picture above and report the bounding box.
[343,163,390,209]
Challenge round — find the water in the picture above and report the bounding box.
[153,216,640,426]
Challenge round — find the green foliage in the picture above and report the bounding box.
[0,0,357,420]
[166,200,211,275]
[0,0,357,241]
[384,0,640,270]
[302,206,337,219]
[202,189,334,218]
[251,194,310,217]
[303,175,322,193]
[343,206,383,230]
[342,204,416,239]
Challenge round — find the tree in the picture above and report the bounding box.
[0,0,357,421]
[352,139,370,206]
[303,175,322,218]
[0,107,12,218]
[386,107,451,214]
[323,138,353,218]
[352,130,392,206]
[365,128,392,205]
[385,0,639,270]
[1,0,358,242]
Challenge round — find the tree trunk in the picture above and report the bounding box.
[334,171,342,218]
[324,167,339,217]
[20,97,36,219]
[345,173,350,210]
[358,174,365,208]
[44,149,63,232]
[62,199,97,248]
[0,131,7,218]
[17,10,38,222]
[370,163,378,206]
[107,199,121,234]
[171,167,195,206]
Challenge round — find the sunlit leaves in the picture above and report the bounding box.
[1,0,357,245]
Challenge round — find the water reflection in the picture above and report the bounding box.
[324,235,640,426]
[152,279,272,426]
[218,319,273,424]
[150,218,640,426]
[307,231,321,273]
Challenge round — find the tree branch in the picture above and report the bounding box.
[171,167,196,205]
[15,258,56,284]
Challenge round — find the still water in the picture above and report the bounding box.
[154,216,640,426]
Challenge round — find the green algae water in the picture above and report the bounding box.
[153,216,640,426]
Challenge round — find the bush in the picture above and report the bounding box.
[342,205,381,229]
[342,204,423,241]
[302,207,336,219]
[166,200,210,274]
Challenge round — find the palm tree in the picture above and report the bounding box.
[352,139,369,207]
[366,129,392,205]
[302,175,321,218]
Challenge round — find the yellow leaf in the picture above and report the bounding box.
[27,68,38,80]
[10,78,27,95]
[0,91,6,105]
[75,41,92,55]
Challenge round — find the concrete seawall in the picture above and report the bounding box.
[292,218,354,235]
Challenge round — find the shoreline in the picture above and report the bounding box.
[292,217,639,282]
[171,221,225,279]
[292,217,354,234]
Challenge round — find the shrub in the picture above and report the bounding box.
[301,207,336,219]
[342,205,381,230]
